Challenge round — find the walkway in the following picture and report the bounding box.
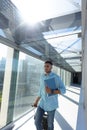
[12,86,86,130]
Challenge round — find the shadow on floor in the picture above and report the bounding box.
[62,94,79,105]
[66,88,80,95]
[55,110,73,130]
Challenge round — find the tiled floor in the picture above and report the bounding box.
[13,86,86,130]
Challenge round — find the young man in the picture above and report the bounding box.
[33,60,66,130]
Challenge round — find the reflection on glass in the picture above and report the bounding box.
[0,44,71,127]
[0,43,7,110]
[13,52,44,120]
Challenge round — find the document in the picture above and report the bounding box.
[44,77,57,96]
[44,77,57,90]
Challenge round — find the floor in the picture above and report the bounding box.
[13,85,86,130]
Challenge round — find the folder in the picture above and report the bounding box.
[44,77,57,90]
[44,77,57,96]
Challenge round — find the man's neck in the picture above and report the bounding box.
[45,71,51,75]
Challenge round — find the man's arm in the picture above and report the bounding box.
[46,87,61,94]
[45,75,66,95]
[33,96,41,107]
[53,89,61,94]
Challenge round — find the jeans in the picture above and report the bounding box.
[35,106,56,130]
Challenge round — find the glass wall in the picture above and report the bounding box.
[53,66,60,76]
[0,46,44,128]
[0,43,7,111]
[0,43,71,129]
[13,54,71,120]
[0,44,15,128]
[13,52,44,120]
[53,65,71,86]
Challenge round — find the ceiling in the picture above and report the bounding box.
[0,0,82,72]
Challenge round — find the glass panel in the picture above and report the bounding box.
[13,52,44,120]
[0,43,14,128]
[0,43,7,110]
[53,66,60,76]
[0,42,71,129]
[65,71,71,87]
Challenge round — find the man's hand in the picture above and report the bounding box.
[45,87,61,95]
[33,102,37,107]
[33,96,41,107]
[45,86,51,94]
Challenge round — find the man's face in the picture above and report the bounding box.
[44,63,52,73]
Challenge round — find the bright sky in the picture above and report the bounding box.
[11,0,80,24]
[0,43,7,60]
[0,44,27,60]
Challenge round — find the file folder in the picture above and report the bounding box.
[44,77,57,90]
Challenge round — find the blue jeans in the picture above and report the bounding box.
[35,106,56,130]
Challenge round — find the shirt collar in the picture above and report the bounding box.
[44,71,53,76]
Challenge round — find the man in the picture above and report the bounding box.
[33,60,66,130]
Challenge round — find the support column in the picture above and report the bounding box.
[82,0,87,129]
[0,48,19,128]
[0,47,14,127]
[7,49,19,123]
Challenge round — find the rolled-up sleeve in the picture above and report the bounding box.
[58,77,66,94]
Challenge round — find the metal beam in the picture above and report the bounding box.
[64,56,82,60]
[66,0,81,9]
[60,38,80,54]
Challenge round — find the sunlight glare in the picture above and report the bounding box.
[11,0,48,25]
[19,52,26,60]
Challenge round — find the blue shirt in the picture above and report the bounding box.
[38,72,66,111]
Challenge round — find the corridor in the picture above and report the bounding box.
[12,85,86,130]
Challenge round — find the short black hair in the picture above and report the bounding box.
[45,60,53,65]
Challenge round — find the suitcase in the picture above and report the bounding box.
[42,113,48,130]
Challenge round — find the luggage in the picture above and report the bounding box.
[42,113,48,130]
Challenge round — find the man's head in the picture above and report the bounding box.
[44,60,53,73]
